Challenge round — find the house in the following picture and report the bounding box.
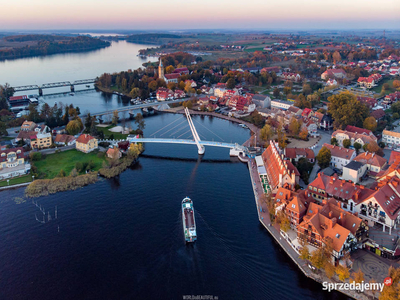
[227,95,255,112]
[174,89,186,99]
[388,151,400,165]
[0,147,30,180]
[322,143,356,170]
[280,72,301,82]
[303,119,318,137]
[285,195,307,227]
[271,99,293,110]
[307,173,374,213]
[326,78,338,86]
[370,109,385,121]
[54,134,76,146]
[345,125,376,139]
[198,96,209,106]
[173,67,189,75]
[252,94,271,109]
[355,176,400,235]
[353,152,387,174]
[383,91,400,105]
[30,132,52,149]
[156,88,174,101]
[106,147,121,159]
[332,130,377,147]
[298,198,366,259]
[301,108,313,119]
[76,134,98,153]
[185,80,197,88]
[52,126,67,135]
[261,141,300,193]
[200,85,213,95]
[382,130,400,147]
[20,121,37,132]
[342,161,368,184]
[321,69,346,80]
[284,147,315,163]
[311,113,333,130]
[163,73,180,83]
[261,66,280,74]
[357,77,375,88]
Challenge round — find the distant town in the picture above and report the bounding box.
[1,31,400,298]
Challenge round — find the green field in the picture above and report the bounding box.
[96,125,129,140]
[0,174,33,187]
[371,78,396,94]
[34,149,106,179]
[244,47,266,52]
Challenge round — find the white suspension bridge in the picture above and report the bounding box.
[127,107,249,158]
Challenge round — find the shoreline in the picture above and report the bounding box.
[246,158,375,300]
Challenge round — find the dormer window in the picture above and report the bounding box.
[292,204,296,208]
[336,234,340,238]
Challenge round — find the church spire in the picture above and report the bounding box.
[158,57,164,79]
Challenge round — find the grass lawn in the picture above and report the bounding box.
[244,47,265,52]
[371,78,396,94]
[0,174,33,187]
[34,149,106,179]
[96,125,129,140]
[0,136,14,141]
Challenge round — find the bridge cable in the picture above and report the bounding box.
[149,117,185,137]
[158,119,189,137]
[176,129,192,139]
[192,118,225,142]
[169,124,190,137]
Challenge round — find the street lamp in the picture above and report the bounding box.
[32,175,34,181]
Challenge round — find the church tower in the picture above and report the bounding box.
[158,57,164,79]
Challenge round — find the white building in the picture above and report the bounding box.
[382,130,400,147]
[322,143,356,170]
[342,161,367,184]
[271,99,293,110]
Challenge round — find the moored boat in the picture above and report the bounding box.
[182,197,197,242]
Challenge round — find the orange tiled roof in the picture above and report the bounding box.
[76,134,95,144]
[353,152,387,168]
[322,143,355,160]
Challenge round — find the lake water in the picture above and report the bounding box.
[0,42,348,300]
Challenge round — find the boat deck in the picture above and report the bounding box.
[183,208,195,229]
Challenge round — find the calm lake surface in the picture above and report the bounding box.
[0,42,348,300]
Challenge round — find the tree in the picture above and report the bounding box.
[327,92,369,129]
[335,265,350,281]
[380,266,400,300]
[366,141,384,157]
[165,65,175,74]
[249,111,264,128]
[112,110,119,126]
[363,116,377,132]
[392,102,400,114]
[393,113,400,120]
[0,121,7,137]
[351,269,364,284]
[324,262,336,279]
[226,78,235,89]
[302,84,312,95]
[273,88,280,98]
[129,87,140,98]
[70,168,78,177]
[289,117,301,136]
[277,122,287,149]
[354,142,362,154]
[299,127,308,140]
[283,86,292,96]
[260,124,274,142]
[331,137,338,146]
[310,248,325,269]
[296,157,313,184]
[393,80,400,89]
[332,51,341,63]
[316,146,331,169]
[277,211,290,232]
[66,120,81,135]
[135,113,145,132]
[75,162,83,172]
[343,139,351,148]
[299,245,310,260]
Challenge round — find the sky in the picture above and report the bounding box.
[2,0,399,31]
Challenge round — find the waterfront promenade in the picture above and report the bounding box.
[247,157,374,300]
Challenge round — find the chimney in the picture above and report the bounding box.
[338,201,341,208]
[322,199,327,205]
[340,212,344,220]
[331,217,337,228]
[329,211,333,218]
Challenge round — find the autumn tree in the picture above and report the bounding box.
[135,113,145,132]
[165,65,175,74]
[112,110,119,126]
[379,266,400,300]
[108,146,120,167]
[324,262,336,279]
[310,248,325,269]
[363,116,377,132]
[328,92,369,129]
[316,146,331,169]
[260,124,274,143]
[289,117,301,136]
[335,265,350,281]
[299,244,310,260]
[343,139,351,148]
[277,122,287,149]
[393,80,400,89]
[366,141,384,157]
[332,51,341,63]
[299,127,308,140]
[302,83,312,95]
[66,119,82,135]
[276,211,291,232]
[350,269,364,284]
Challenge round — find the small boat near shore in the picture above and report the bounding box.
[182,197,197,243]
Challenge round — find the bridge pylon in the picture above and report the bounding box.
[184,107,205,155]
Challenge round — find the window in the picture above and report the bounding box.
[292,204,296,209]
[336,233,340,238]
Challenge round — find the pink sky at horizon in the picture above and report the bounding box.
[2,0,399,30]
